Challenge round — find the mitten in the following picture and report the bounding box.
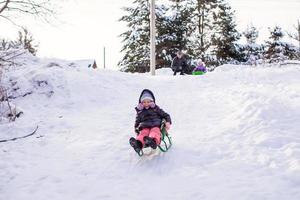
[165,122,171,131]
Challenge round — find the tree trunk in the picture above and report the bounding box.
[197,0,205,51]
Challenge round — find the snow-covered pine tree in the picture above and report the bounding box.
[244,25,258,44]
[187,0,218,59]
[264,26,286,62]
[155,0,193,70]
[119,0,175,72]
[168,0,192,51]
[265,26,299,63]
[211,1,240,64]
[155,3,180,69]
[241,25,264,65]
[118,0,150,72]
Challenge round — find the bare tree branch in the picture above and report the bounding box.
[0,0,10,14]
[0,126,39,143]
[0,0,55,24]
[0,14,21,27]
[0,45,27,65]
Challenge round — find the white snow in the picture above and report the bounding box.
[1,58,300,200]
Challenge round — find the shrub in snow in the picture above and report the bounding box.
[0,39,37,70]
[0,101,23,123]
[17,27,39,56]
[0,40,27,68]
[0,35,38,123]
[0,85,23,123]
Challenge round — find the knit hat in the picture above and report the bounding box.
[140,91,154,102]
[197,59,203,66]
[138,89,156,103]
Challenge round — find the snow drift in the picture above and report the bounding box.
[1,58,300,200]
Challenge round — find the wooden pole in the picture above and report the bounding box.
[150,0,156,75]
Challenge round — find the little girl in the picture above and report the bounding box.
[129,89,172,153]
[192,59,207,75]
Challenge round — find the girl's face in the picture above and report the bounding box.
[142,99,152,107]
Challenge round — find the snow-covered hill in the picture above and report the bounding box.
[1,59,300,200]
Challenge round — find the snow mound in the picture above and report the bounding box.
[155,67,174,75]
[1,59,300,200]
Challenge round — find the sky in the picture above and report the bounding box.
[0,0,299,69]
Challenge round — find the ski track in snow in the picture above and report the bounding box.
[1,61,300,200]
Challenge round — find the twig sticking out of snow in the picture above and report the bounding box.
[0,125,39,143]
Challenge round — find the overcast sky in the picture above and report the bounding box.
[0,0,299,69]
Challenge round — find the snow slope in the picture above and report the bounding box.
[1,60,300,200]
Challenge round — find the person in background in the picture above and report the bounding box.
[192,59,207,75]
[171,50,188,76]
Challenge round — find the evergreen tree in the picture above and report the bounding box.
[264,26,299,62]
[156,3,183,69]
[118,0,150,72]
[265,26,285,62]
[241,25,264,64]
[156,0,194,69]
[169,0,192,52]
[164,0,222,69]
[119,0,242,72]
[211,1,241,64]
[244,25,258,44]
[119,0,177,72]
[187,0,218,58]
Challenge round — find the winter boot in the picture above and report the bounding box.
[143,136,157,149]
[129,137,143,153]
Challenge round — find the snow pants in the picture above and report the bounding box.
[137,127,161,147]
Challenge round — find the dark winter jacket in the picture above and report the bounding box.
[134,89,172,130]
[171,56,188,72]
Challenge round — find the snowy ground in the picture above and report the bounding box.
[1,59,300,200]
